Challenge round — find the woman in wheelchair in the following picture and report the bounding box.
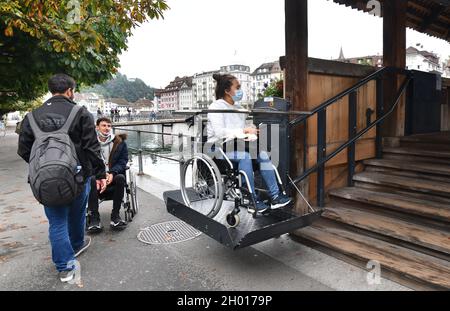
[207,74,292,214]
[87,117,128,232]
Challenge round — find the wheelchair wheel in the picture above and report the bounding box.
[226,213,240,228]
[180,153,224,218]
[124,206,130,222]
[129,170,139,216]
[125,208,133,222]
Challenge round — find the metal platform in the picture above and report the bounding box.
[163,190,323,250]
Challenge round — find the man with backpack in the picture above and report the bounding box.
[17,74,107,283]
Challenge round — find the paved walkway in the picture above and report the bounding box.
[0,127,407,291]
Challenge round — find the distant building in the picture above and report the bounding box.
[74,93,104,115]
[102,99,117,115]
[133,98,154,114]
[444,59,450,78]
[159,76,193,112]
[220,64,252,109]
[179,77,194,110]
[159,83,179,112]
[105,98,130,115]
[250,61,284,103]
[193,70,219,109]
[153,89,163,112]
[406,46,442,74]
[336,47,383,68]
[336,46,447,77]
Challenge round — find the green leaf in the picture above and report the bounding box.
[0,0,169,113]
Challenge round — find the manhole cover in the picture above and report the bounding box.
[137,221,201,245]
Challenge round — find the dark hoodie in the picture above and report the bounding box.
[17,95,106,180]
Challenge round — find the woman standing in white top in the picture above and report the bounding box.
[207,74,292,213]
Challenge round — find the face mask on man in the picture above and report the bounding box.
[97,129,111,139]
[231,89,244,102]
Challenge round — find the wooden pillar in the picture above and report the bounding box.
[285,0,308,213]
[382,0,407,137]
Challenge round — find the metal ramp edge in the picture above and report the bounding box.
[163,190,323,250]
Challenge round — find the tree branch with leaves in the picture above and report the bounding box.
[0,0,169,115]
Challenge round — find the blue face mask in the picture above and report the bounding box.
[232,89,244,102]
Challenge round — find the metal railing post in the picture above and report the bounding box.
[136,130,144,175]
[376,77,384,159]
[317,109,326,207]
[348,91,357,186]
[178,132,184,163]
[161,124,165,149]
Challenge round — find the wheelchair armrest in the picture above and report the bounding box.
[219,137,237,146]
[220,135,257,146]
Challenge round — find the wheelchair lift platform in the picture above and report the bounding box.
[163,190,323,250]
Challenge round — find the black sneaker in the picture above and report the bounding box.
[74,236,91,258]
[110,214,127,230]
[271,193,293,209]
[87,213,103,233]
[248,201,269,214]
[58,269,76,283]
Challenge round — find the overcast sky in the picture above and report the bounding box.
[118,0,450,88]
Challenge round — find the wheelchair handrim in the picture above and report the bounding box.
[180,155,223,218]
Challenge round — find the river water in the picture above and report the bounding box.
[115,123,192,187]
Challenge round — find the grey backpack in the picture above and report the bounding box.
[27,105,83,206]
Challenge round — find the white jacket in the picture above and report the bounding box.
[206,99,247,143]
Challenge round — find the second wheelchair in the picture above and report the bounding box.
[86,164,139,232]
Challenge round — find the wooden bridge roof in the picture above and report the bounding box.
[332,0,450,42]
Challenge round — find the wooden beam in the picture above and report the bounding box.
[383,0,407,137]
[419,4,446,32]
[407,2,450,25]
[285,0,308,213]
[383,1,407,69]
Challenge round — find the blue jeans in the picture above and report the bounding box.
[225,151,280,200]
[44,177,91,272]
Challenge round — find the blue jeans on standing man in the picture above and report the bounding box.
[43,177,91,272]
[225,151,280,200]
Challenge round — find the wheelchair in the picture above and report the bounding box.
[123,165,139,222]
[86,163,139,229]
[179,138,288,228]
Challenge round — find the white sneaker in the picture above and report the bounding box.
[58,269,76,283]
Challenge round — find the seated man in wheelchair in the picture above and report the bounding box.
[207,73,292,214]
[87,117,128,232]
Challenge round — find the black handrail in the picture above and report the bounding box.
[292,74,412,185]
[289,66,409,127]
[113,126,191,138]
[289,66,413,207]
[290,67,385,127]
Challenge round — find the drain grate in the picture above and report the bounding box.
[137,220,201,245]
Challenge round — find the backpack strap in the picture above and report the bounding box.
[27,111,43,138]
[27,105,82,137]
[60,105,82,134]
